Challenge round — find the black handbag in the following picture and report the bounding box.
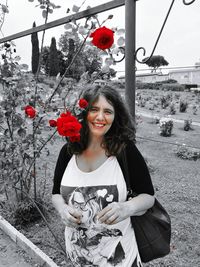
[121,150,171,263]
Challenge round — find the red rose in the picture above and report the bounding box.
[24,105,36,118]
[90,26,114,50]
[57,115,82,137]
[49,119,57,127]
[78,98,88,109]
[60,111,72,117]
[69,133,81,143]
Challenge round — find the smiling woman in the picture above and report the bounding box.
[52,85,155,267]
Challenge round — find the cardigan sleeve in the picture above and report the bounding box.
[125,141,155,196]
[52,143,72,194]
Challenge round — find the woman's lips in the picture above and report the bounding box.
[92,122,106,128]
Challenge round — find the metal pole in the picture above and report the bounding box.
[125,0,136,122]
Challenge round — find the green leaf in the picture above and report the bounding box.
[117,36,125,46]
[105,57,114,66]
[116,28,125,35]
[72,5,80,13]
[17,128,26,138]
[64,23,73,30]
[42,10,47,19]
[108,14,113,19]
[101,65,110,73]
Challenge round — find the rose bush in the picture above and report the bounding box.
[0,0,125,228]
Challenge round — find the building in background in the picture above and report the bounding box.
[118,67,200,86]
[168,68,200,85]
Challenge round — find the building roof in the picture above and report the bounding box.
[169,68,200,74]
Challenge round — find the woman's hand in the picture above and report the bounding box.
[97,202,129,225]
[60,204,82,228]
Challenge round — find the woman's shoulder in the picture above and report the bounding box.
[58,143,72,160]
[124,139,137,152]
[123,139,144,160]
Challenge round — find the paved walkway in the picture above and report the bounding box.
[0,229,37,267]
[136,110,200,126]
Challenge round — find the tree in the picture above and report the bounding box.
[40,32,102,80]
[48,37,59,77]
[143,55,169,72]
[58,32,102,80]
[40,46,50,74]
[31,22,40,74]
[99,67,117,80]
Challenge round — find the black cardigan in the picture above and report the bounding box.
[52,141,154,196]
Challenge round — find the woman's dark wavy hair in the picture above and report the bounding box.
[67,85,136,156]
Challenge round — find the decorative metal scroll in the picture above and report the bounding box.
[183,0,196,5]
[135,0,196,64]
[113,46,125,63]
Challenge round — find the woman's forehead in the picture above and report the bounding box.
[92,95,114,108]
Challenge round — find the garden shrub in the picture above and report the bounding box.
[160,83,185,92]
[159,117,173,137]
[160,93,172,109]
[183,119,192,131]
[152,115,160,124]
[14,198,46,226]
[179,99,188,112]
[175,145,200,161]
[169,102,176,115]
[192,105,198,115]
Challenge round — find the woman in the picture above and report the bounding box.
[52,85,155,267]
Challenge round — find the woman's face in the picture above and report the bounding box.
[87,95,115,139]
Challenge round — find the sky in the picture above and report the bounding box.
[1,0,200,77]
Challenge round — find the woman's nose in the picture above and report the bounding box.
[96,110,104,120]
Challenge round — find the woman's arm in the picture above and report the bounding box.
[126,193,155,216]
[97,193,155,224]
[52,193,67,214]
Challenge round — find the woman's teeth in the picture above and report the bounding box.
[93,123,105,128]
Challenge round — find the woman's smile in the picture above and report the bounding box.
[92,122,106,128]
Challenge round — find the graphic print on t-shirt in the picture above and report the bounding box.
[61,185,125,266]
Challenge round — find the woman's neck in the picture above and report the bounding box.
[85,136,105,155]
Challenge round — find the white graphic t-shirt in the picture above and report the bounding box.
[61,155,141,267]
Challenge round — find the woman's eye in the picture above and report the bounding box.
[90,107,98,112]
[105,110,113,114]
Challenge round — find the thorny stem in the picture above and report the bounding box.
[6,117,13,141]
[32,4,50,200]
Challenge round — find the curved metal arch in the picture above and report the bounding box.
[183,0,196,5]
[135,0,176,64]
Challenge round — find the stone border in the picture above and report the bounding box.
[0,215,59,267]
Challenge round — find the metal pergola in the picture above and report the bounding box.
[0,0,136,119]
[0,0,196,120]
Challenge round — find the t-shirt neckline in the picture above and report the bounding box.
[74,155,114,174]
